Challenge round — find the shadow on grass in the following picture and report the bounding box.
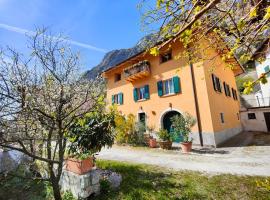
[93,160,206,200]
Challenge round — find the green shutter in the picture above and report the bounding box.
[119,93,123,105]
[144,85,150,99]
[173,76,181,94]
[157,81,163,96]
[133,88,138,102]
[212,74,217,91]
[112,95,115,104]
[223,82,227,96]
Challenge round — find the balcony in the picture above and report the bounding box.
[124,60,150,82]
[241,97,270,109]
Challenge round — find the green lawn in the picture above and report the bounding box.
[0,160,269,200]
[95,160,270,200]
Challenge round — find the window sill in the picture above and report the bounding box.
[137,98,148,102]
[161,93,176,97]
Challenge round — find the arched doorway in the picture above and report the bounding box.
[162,110,182,143]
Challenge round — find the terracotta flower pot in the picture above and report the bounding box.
[149,138,157,148]
[144,134,150,145]
[65,157,94,175]
[158,141,172,150]
[180,142,192,153]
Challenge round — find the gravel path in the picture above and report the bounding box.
[97,145,270,176]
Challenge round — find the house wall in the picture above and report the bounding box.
[201,40,242,145]
[255,51,270,99]
[105,39,242,146]
[240,108,270,132]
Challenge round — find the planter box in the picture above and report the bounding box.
[66,157,94,175]
[180,142,192,153]
[158,141,172,150]
[149,138,157,148]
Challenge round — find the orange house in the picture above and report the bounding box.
[102,35,244,147]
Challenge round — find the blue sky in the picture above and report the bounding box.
[0,0,150,71]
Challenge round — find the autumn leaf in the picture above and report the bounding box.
[264,6,270,20]
[150,47,159,56]
[249,8,257,18]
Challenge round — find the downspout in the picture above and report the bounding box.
[189,62,203,146]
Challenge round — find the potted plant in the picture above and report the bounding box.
[157,129,172,149]
[148,135,157,148]
[147,125,157,148]
[65,151,95,175]
[66,110,115,174]
[170,112,196,153]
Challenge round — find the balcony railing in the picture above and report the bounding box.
[241,97,270,108]
[124,60,150,82]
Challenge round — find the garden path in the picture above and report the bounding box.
[97,132,270,176]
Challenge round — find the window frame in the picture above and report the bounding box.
[163,78,175,95]
[136,86,146,100]
[248,113,256,120]
[114,73,121,82]
[212,74,222,93]
[160,51,172,63]
[220,113,225,124]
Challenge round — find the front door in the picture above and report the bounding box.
[264,112,270,132]
[162,111,182,142]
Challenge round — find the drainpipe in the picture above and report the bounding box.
[189,62,203,146]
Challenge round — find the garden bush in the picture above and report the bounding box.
[114,112,146,146]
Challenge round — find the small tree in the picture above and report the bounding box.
[67,106,115,159]
[171,113,196,143]
[0,28,105,200]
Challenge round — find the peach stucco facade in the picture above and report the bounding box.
[103,38,243,147]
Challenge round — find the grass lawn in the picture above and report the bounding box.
[0,160,269,200]
[95,160,270,200]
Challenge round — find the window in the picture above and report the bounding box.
[112,93,123,105]
[232,88,238,100]
[211,74,222,93]
[248,113,256,120]
[160,51,172,63]
[163,78,174,95]
[133,85,150,102]
[157,76,181,97]
[138,87,146,100]
[220,113,225,123]
[223,82,231,97]
[114,73,121,82]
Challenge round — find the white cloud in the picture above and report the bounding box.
[0,23,107,53]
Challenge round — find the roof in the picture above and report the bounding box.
[102,31,245,76]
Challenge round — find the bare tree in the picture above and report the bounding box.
[0,28,105,200]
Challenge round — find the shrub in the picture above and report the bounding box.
[157,129,171,141]
[114,112,146,146]
[67,108,115,159]
[170,112,196,142]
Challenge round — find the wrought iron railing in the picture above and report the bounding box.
[124,60,150,78]
[241,97,270,108]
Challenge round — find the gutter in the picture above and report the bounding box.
[189,62,204,146]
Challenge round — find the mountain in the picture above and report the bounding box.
[83,34,154,79]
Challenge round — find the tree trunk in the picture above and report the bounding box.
[51,179,62,200]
